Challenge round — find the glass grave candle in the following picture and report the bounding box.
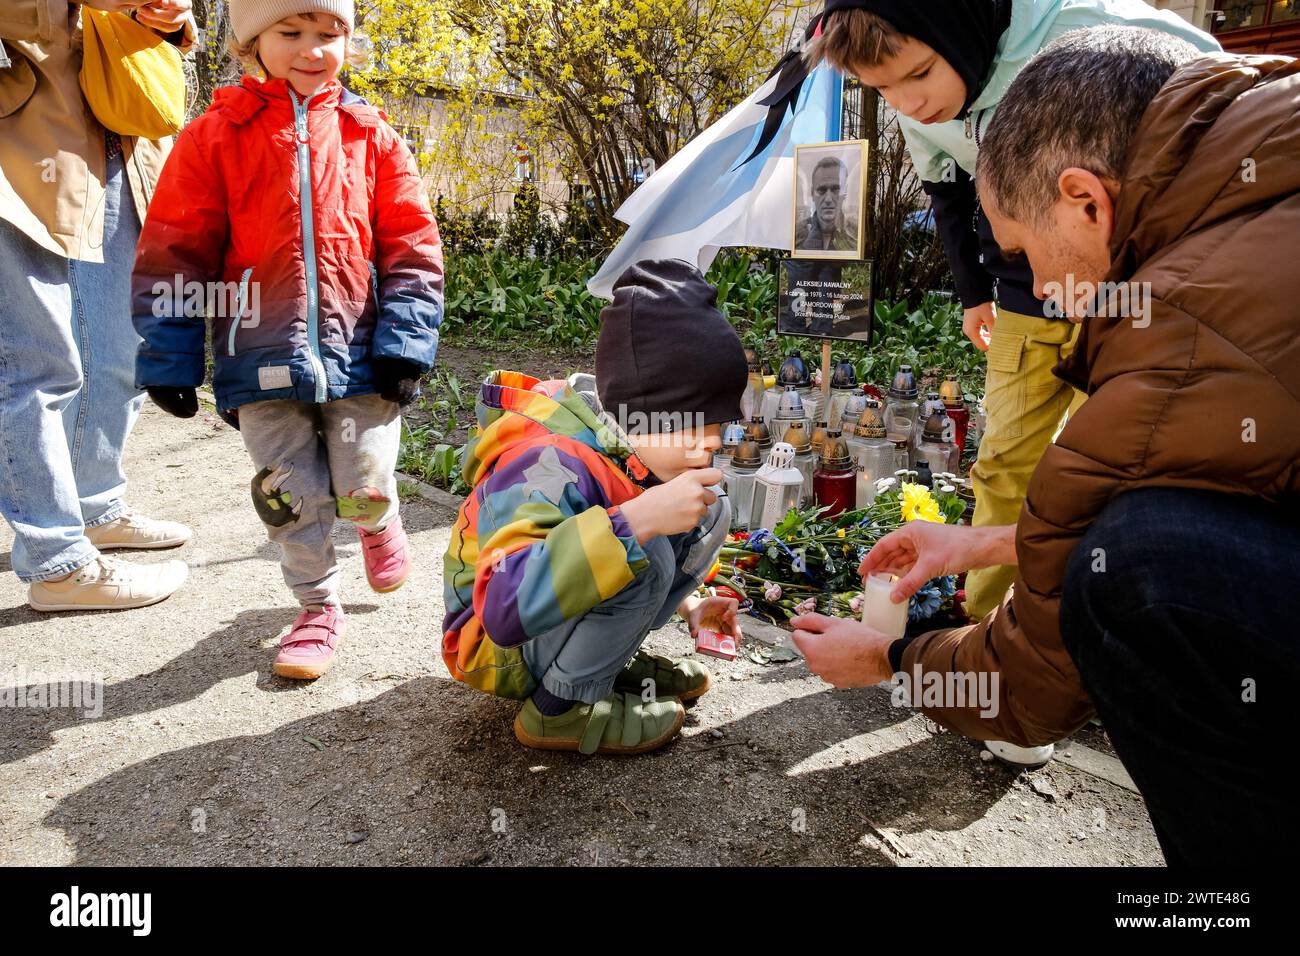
[761,351,809,424]
[846,402,895,507]
[892,438,912,472]
[722,440,763,532]
[837,392,868,437]
[713,421,747,471]
[749,442,805,532]
[781,422,816,507]
[813,430,856,517]
[915,408,961,475]
[771,386,812,441]
[810,419,830,460]
[743,417,772,455]
[741,348,767,422]
[883,364,922,462]
[940,377,971,462]
[826,359,860,427]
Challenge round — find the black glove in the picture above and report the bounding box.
[147,386,198,418]
[371,357,422,407]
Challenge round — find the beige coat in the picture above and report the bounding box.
[0,0,193,262]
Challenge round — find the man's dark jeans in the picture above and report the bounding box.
[1061,487,1299,865]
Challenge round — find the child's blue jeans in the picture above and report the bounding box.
[523,498,728,703]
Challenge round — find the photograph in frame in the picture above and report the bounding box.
[791,139,868,260]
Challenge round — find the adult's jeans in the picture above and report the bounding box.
[1061,487,1300,865]
[0,152,144,582]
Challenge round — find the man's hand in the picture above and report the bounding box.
[962,301,996,351]
[681,593,742,642]
[790,613,895,687]
[861,521,1015,604]
[133,0,191,33]
[619,467,721,544]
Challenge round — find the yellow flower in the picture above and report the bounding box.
[836,529,846,538]
[901,482,943,524]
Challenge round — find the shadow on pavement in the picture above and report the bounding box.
[43,675,1015,865]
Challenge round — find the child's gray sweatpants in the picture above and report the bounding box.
[237,393,402,607]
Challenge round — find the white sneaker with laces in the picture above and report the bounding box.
[84,508,192,550]
[28,556,189,612]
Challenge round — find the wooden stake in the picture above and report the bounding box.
[822,339,832,407]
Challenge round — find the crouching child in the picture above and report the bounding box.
[441,259,747,754]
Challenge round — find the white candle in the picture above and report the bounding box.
[861,572,908,639]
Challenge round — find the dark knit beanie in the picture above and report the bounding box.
[596,259,747,432]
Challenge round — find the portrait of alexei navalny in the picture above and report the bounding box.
[793,140,867,260]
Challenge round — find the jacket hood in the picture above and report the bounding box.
[462,371,639,488]
[1107,53,1300,281]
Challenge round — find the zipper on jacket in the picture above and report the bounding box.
[289,88,329,403]
[227,267,254,356]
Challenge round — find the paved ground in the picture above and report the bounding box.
[0,401,1164,866]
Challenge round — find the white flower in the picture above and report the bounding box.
[939,483,956,494]
[764,583,782,602]
[876,477,898,492]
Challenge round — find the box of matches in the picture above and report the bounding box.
[695,627,737,661]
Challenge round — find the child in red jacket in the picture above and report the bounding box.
[132,0,443,679]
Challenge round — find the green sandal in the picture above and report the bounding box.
[615,651,713,702]
[513,692,685,755]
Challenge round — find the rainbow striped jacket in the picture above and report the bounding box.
[441,371,654,699]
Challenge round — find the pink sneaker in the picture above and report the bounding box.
[274,605,345,680]
[358,515,410,593]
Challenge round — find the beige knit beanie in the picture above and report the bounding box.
[227,0,355,44]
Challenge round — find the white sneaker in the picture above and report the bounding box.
[84,508,192,550]
[985,739,1056,767]
[28,556,189,612]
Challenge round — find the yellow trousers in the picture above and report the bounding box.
[965,310,1086,618]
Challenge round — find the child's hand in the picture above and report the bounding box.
[620,467,721,544]
[372,357,422,406]
[685,595,742,643]
[146,386,198,418]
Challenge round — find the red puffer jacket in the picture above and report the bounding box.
[132,76,443,419]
